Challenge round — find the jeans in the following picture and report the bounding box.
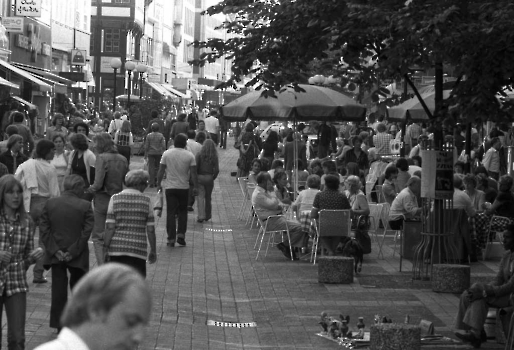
[92,192,111,265]
[210,133,219,145]
[147,154,162,186]
[109,256,146,278]
[0,291,26,350]
[30,195,49,279]
[50,264,86,329]
[165,188,189,243]
[197,174,214,220]
[118,145,131,165]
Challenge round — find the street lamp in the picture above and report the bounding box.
[124,60,137,108]
[136,63,148,99]
[110,58,122,112]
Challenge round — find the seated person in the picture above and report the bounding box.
[382,166,398,205]
[311,174,351,256]
[388,176,422,230]
[309,159,324,178]
[486,175,514,218]
[273,171,292,205]
[454,161,465,175]
[290,159,309,191]
[247,158,263,184]
[463,174,485,212]
[453,174,476,218]
[475,166,499,192]
[251,172,309,260]
[454,224,514,348]
[292,174,321,218]
[395,158,411,193]
[268,159,284,180]
[320,160,344,191]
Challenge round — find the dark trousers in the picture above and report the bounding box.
[317,144,330,158]
[50,264,86,329]
[165,188,189,243]
[389,219,404,230]
[147,154,162,186]
[109,256,146,278]
[210,133,219,145]
[30,195,49,279]
[118,145,131,165]
[188,182,195,208]
[220,130,227,149]
[0,291,26,350]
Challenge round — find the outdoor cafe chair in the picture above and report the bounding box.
[311,209,352,265]
[255,214,294,261]
[237,177,249,220]
[483,215,510,260]
[368,203,385,258]
[379,202,403,261]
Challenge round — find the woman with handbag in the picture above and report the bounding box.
[344,175,371,254]
[237,123,260,178]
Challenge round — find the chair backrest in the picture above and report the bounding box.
[246,182,256,200]
[380,202,391,226]
[375,185,385,203]
[489,215,510,242]
[318,209,351,237]
[368,203,383,230]
[238,177,248,197]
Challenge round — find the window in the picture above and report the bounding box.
[184,8,194,36]
[104,28,120,53]
[90,27,96,53]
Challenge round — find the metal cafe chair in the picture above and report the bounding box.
[311,209,352,265]
[255,215,293,261]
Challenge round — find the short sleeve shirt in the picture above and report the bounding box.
[160,148,196,190]
[313,190,351,211]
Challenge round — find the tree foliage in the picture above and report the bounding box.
[192,0,514,122]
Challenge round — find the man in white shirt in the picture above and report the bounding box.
[34,263,152,350]
[453,174,476,217]
[388,176,422,230]
[204,110,220,145]
[157,134,198,246]
[482,137,501,180]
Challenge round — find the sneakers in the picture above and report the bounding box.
[177,237,186,246]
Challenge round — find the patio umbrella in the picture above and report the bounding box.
[220,84,366,122]
[387,90,452,122]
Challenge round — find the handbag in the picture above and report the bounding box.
[353,216,372,254]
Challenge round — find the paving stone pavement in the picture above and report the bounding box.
[5,139,505,349]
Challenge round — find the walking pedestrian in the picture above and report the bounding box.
[205,110,220,145]
[114,120,134,164]
[144,123,166,188]
[39,175,94,331]
[157,133,198,247]
[196,139,219,223]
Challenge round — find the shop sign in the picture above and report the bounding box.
[14,23,50,60]
[15,0,42,17]
[3,17,24,33]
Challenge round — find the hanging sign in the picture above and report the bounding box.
[15,0,42,17]
[70,49,86,66]
[3,17,24,33]
[420,149,453,199]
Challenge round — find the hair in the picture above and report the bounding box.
[0,175,28,226]
[322,160,337,172]
[260,158,270,171]
[63,174,85,192]
[251,158,263,169]
[286,130,294,142]
[187,129,196,139]
[199,139,218,164]
[270,159,284,170]
[306,174,321,189]
[209,109,218,116]
[324,174,340,190]
[35,140,55,159]
[266,130,279,144]
[385,166,399,180]
[499,175,513,193]
[346,162,360,176]
[195,131,206,144]
[345,175,361,189]
[353,135,363,145]
[273,169,288,184]
[490,137,500,146]
[463,173,477,188]
[310,159,322,171]
[151,110,159,119]
[70,133,89,151]
[173,133,188,148]
[412,155,422,167]
[5,125,18,137]
[454,161,465,170]
[177,113,187,122]
[60,263,151,328]
[93,132,117,153]
[454,174,464,189]
[73,122,89,136]
[125,169,150,188]
[413,170,422,178]
[12,111,24,123]
[52,113,64,126]
[120,120,131,133]
[376,123,387,133]
[256,171,271,185]
[396,158,409,172]
[359,131,369,142]
[7,134,23,150]
[245,123,255,132]
[52,134,66,145]
[151,122,160,133]
[474,166,489,177]
[113,111,121,119]
[406,175,421,187]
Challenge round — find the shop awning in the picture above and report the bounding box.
[146,82,172,97]
[12,63,73,85]
[161,84,187,98]
[0,60,51,92]
[0,77,19,89]
[11,95,37,110]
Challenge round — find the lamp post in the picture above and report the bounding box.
[124,60,136,108]
[110,58,122,112]
[136,63,148,100]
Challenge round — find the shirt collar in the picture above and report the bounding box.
[57,328,91,350]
